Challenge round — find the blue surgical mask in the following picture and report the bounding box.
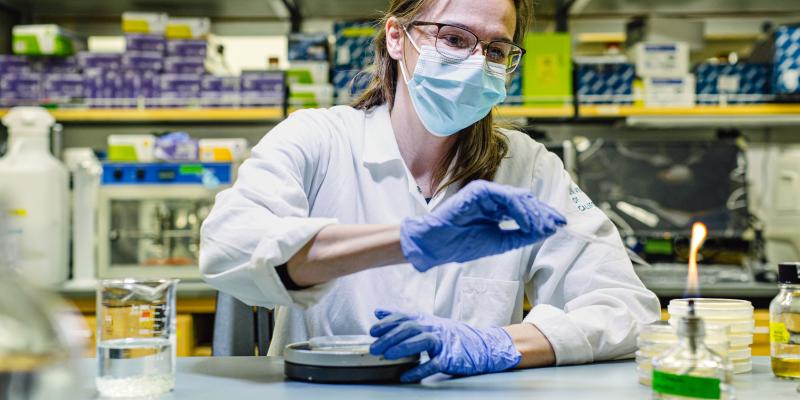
[399,40,507,137]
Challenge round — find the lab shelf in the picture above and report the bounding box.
[495,105,575,118]
[3,104,800,125]
[579,103,800,117]
[0,107,285,123]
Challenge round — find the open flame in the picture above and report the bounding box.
[685,222,708,297]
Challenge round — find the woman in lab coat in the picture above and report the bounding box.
[200,0,660,382]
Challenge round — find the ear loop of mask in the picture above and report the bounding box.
[398,26,421,85]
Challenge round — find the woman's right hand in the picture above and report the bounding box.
[400,180,566,272]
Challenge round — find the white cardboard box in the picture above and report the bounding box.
[631,42,689,77]
[644,75,696,107]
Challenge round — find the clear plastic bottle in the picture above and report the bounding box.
[770,262,800,379]
[652,300,734,400]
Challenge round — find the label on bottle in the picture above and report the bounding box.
[652,370,721,399]
[770,321,791,344]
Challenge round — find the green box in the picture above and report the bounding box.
[12,25,85,56]
[522,33,573,106]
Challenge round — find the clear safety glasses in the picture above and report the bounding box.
[405,21,526,74]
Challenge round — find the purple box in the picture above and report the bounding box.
[125,34,166,53]
[160,74,201,95]
[0,55,31,74]
[0,72,42,105]
[164,56,205,74]
[84,68,123,99]
[201,76,239,107]
[167,39,207,57]
[240,71,284,92]
[202,75,239,92]
[43,73,84,100]
[122,51,164,71]
[34,57,79,73]
[122,69,160,99]
[240,71,284,106]
[78,52,122,70]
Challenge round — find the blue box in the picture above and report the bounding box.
[334,21,377,69]
[35,56,79,73]
[167,39,207,57]
[0,72,41,106]
[774,26,800,95]
[101,162,232,185]
[77,52,122,70]
[288,33,329,61]
[695,63,771,104]
[165,56,205,74]
[84,68,123,100]
[0,55,31,74]
[122,69,160,99]
[576,61,634,104]
[122,51,164,71]
[43,73,84,100]
[125,34,166,53]
[201,75,239,107]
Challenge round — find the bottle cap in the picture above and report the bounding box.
[778,262,800,284]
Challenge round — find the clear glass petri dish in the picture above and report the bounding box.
[668,298,753,320]
[307,335,375,353]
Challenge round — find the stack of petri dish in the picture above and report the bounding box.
[667,298,755,374]
[635,321,729,385]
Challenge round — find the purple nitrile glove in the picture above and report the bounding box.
[369,308,521,382]
[400,180,566,272]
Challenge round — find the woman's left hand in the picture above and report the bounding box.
[369,308,521,382]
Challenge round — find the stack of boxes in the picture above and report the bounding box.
[576,55,635,105]
[287,33,333,108]
[695,63,772,104]
[0,13,283,109]
[333,21,376,104]
[630,42,695,107]
[773,26,800,98]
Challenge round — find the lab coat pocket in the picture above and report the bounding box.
[457,277,520,328]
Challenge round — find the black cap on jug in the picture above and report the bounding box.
[778,262,800,284]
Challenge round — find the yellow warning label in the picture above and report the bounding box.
[7,209,26,217]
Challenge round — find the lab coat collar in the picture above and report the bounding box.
[362,104,403,165]
[361,103,458,209]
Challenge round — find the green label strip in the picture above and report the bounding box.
[652,370,721,399]
[179,164,204,175]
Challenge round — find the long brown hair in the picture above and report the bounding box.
[353,0,533,195]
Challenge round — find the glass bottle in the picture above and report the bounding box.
[770,262,800,379]
[652,299,734,400]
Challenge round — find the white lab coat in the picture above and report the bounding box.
[200,104,660,363]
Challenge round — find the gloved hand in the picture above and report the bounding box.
[369,309,521,382]
[400,179,566,271]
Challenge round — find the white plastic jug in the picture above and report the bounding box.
[0,107,69,287]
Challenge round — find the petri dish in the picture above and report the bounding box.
[308,335,375,353]
[668,298,753,320]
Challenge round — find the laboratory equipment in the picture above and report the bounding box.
[636,322,744,385]
[0,107,69,287]
[668,298,754,374]
[0,267,85,400]
[576,139,754,286]
[284,335,419,383]
[63,148,102,284]
[96,278,178,398]
[97,162,231,279]
[770,262,800,379]
[652,300,734,400]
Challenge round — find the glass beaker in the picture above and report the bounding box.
[96,279,178,398]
